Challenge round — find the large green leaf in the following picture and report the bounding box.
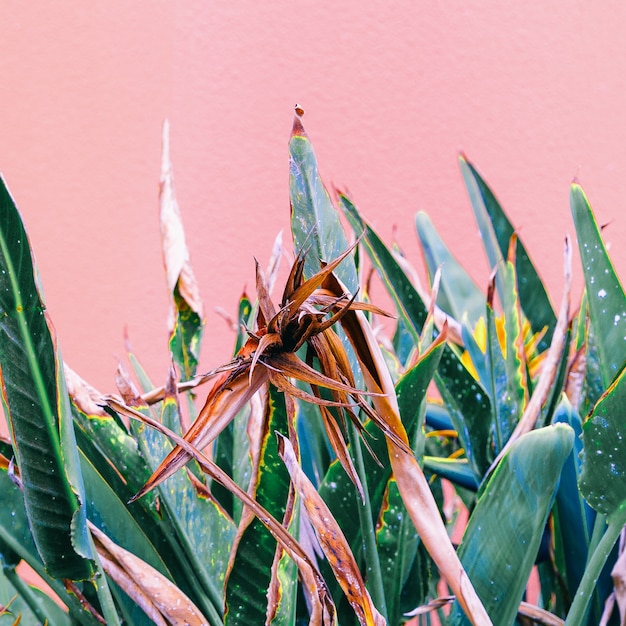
[225,385,295,625]
[570,183,626,387]
[0,177,92,579]
[459,156,556,350]
[289,113,357,293]
[449,424,574,626]
[565,367,626,625]
[414,211,484,326]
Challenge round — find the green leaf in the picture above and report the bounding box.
[289,114,357,293]
[552,397,601,623]
[415,211,484,326]
[459,156,556,350]
[422,457,478,491]
[449,424,574,626]
[570,183,626,387]
[0,177,92,579]
[376,479,425,626]
[579,366,626,518]
[0,469,109,625]
[225,385,295,625]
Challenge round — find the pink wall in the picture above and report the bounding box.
[1,2,625,393]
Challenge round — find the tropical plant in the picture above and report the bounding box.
[0,108,624,626]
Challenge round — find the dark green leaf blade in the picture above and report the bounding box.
[459,156,556,349]
[570,183,626,387]
[0,177,92,579]
[225,385,295,625]
[449,424,574,626]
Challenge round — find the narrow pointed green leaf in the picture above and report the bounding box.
[450,424,574,626]
[340,193,428,334]
[225,385,295,625]
[415,211,484,326]
[0,177,92,579]
[289,113,357,293]
[579,366,626,518]
[570,183,626,387]
[485,272,525,455]
[459,156,556,349]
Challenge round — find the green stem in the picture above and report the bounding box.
[349,420,388,620]
[564,507,626,626]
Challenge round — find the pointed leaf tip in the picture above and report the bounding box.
[291,107,307,137]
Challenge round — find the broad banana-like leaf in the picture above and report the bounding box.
[160,119,204,381]
[459,155,556,350]
[225,386,296,625]
[570,183,626,388]
[289,107,357,294]
[415,211,484,326]
[0,177,92,579]
[0,464,113,625]
[449,424,574,626]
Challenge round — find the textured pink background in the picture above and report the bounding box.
[1,3,625,393]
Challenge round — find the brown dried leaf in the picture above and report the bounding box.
[277,433,385,626]
[90,523,206,626]
[104,398,336,625]
[131,364,269,501]
[160,120,203,330]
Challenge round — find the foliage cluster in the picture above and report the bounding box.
[0,110,625,625]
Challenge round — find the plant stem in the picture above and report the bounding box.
[564,507,626,626]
